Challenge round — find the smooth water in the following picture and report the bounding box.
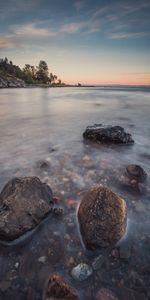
[0,87,150,299]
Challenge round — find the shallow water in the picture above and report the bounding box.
[0,87,150,299]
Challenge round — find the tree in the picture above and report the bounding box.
[36,60,49,83]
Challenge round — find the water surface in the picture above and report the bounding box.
[0,87,150,299]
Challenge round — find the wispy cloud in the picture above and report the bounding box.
[0,36,17,48]
[60,22,83,34]
[109,31,150,40]
[11,23,56,38]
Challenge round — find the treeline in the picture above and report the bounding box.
[0,57,64,86]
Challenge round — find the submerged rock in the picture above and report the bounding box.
[78,186,127,250]
[83,124,134,144]
[44,273,78,300]
[126,165,147,181]
[0,177,53,241]
[71,263,92,281]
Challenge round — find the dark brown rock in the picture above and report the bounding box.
[0,177,53,241]
[83,124,134,144]
[126,165,147,182]
[44,273,78,300]
[78,186,127,250]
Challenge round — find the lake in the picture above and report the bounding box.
[0,87,150,299]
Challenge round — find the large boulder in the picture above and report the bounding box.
[78,186,127,250]
[83,124,134,144]
[0,177,53,241]
[44,273,78,300]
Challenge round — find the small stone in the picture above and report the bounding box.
[111,249,119,259]
[71,263,92,281]
[38,256,47,263]
[66,256,74,267]
[67,199,77,209]
[53,207,64,217]
[15,262,19,269]
[92,254,107,270]
[39,160,50,170]
[96,288,118,300]
[44,273,78,300]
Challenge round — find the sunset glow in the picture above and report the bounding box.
[0,0,150,85]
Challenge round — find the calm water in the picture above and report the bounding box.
[0,87,150,299]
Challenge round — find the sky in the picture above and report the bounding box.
[0,0,150,85]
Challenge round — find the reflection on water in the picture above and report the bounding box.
[0,87,150,299]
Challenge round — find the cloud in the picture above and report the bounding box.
[109,31,150,40]
[0,36,17,48]
[60,22,84,34]
[11,23,56,38]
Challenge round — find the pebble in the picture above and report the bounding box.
[111,249,119,259]
[71,263,92,281]
[15,262,19,269]
[92,254,107,270]
[38,256,47,263]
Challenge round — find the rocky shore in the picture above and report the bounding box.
[0,125,149,300]
[0,76,26,88]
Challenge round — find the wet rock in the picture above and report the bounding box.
[111,249,119,259]
[78,186,127,250]
[53,207,64,217]
[37,160,51,170]
[83,124,134,144]
[92,252,108,270]
[96,288,118,300]
[0,177,53,241]
[47,237,64,264]
[38,256,47,263]
[71,263,92,281]
[126,165,147,182]
[44,273,78,300]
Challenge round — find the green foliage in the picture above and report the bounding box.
[0,57,63,86]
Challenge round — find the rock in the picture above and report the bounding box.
[44,273,78,300]
[71,263,92,281]
[38,256,47,263]
[0,177,53,241]
[126,165,147,182]
[78,186,127,250]
[111,249,119,259]
[53,207,64,217]
[96,288,118,300]
[38,160,50,170]
[92,252,108,270]
[83,124,134,144]
[47,237,64,264]
[0,76,25,88]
